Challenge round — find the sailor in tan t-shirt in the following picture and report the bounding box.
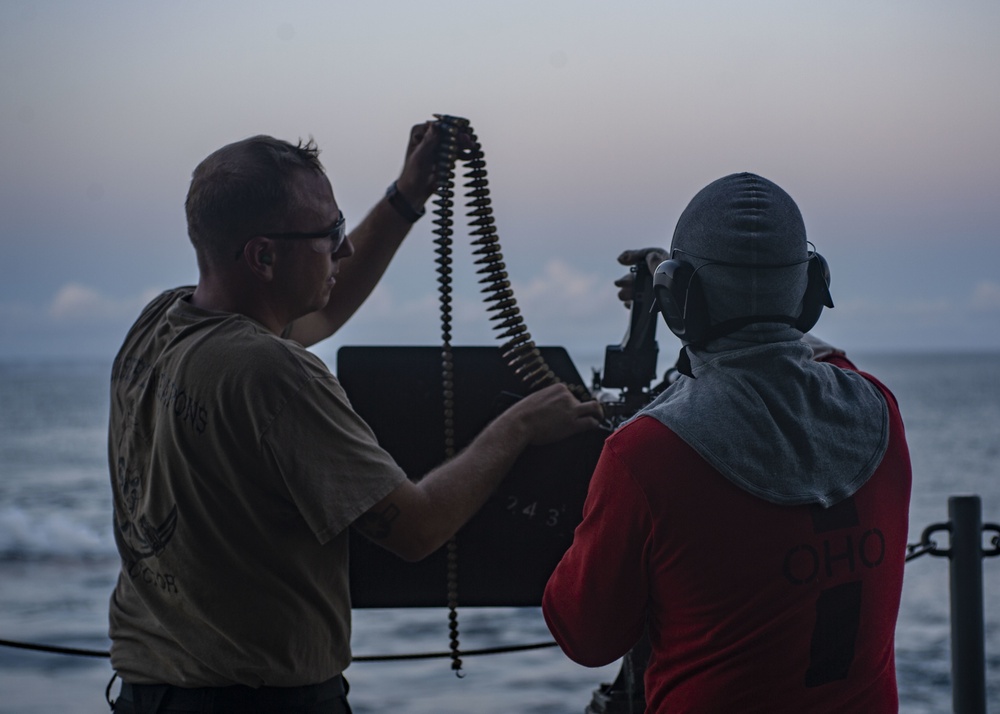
[107,125,602,714]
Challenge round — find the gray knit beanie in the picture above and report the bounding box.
[670,173,810,344]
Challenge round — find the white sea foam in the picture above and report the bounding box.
[0,505,115,560]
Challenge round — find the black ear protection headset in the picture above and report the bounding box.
[652,244,833,345]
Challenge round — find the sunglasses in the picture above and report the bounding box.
[236,212,347,261]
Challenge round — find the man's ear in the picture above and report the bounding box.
[241,237,276,278]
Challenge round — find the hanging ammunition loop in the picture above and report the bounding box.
[430,114,589,676]
[433,115,567,388]
[433,116,463,676]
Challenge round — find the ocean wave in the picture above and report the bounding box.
[0,507,115,562]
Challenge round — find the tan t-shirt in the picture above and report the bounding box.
[108,288,407,687]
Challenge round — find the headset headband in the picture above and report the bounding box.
[670,242,819,270]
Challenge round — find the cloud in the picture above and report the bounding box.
[48,283,160,322]
[834,296,952,320]
[970,281,1000,312]
[1,284,165,358]
[511,259,612,319]
[356,259,612,322]
[330,258,623,353]
[818,280,1000,352]
[834,281,1000,322]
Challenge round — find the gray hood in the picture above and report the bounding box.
[633,340,889,507]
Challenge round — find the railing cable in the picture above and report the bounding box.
[0,636,558,662]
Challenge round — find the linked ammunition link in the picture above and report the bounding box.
[433,114,595,676]
[433,116,463,676]
[433,114,589,398]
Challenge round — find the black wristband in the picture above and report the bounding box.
[385,181,425,223]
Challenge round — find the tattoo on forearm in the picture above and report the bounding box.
[356,503,401,540]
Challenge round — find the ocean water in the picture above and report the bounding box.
[0,351,997,713]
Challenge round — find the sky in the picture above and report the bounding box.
[2,0,999,372]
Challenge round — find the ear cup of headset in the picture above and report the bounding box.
[653,260,711,343]
[795,252,833,333]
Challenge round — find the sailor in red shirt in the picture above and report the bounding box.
[543,173,912,714]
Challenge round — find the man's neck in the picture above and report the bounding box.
[190,280,286,336]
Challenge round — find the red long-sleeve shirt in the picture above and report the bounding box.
[543,358,911,713]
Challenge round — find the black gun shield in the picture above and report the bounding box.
[336,346,606,608]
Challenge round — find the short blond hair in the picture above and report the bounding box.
[185,135,324,265]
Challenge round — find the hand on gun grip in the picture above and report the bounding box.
[615,248,668,308]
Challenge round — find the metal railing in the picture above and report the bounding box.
[904,495,1000,714]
